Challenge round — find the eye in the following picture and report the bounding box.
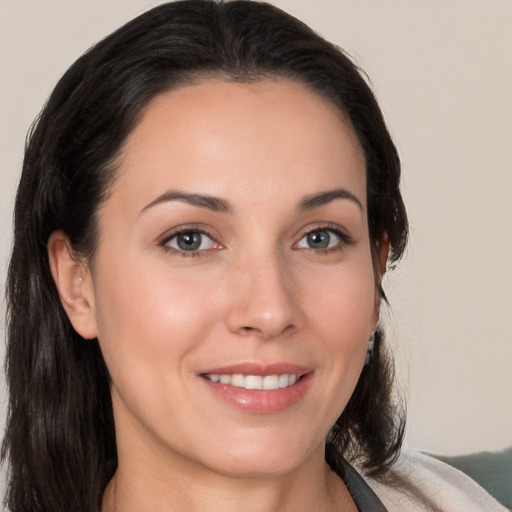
[163,230,218,253]
[295,228,347,251]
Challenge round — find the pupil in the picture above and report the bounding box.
[177,232,201,251]
[308,231,330,249]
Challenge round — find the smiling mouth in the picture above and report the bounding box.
[203,373,299,390]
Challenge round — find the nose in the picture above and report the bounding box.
[225,253,301,340]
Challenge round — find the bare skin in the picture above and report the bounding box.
[49,79,387,511]
[101,448,357,512]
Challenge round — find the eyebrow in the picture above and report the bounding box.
[140,190,233,215]
[140,186,362,216]
[299,188,363,211]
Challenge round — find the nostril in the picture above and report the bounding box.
[239,326,262,336]
[237,323,295,341]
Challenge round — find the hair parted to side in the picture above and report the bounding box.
[2,1,408,511]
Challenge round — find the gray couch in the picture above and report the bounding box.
[434,445,512,509]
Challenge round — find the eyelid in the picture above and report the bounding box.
[158,224,222,255]
[293,223,353,251]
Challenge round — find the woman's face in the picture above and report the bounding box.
[79,79,384,477]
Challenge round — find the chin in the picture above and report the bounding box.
[195,432,322,479]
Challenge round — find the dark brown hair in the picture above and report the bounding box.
[2,1,408,510]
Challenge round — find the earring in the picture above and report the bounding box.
[365,332,375,365]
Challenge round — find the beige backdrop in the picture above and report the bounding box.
[1,0,511,457]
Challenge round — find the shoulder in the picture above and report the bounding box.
[361,450,509,512]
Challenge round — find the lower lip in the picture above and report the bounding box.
[201,373,313,413]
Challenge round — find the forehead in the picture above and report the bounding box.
[113,78,366,212]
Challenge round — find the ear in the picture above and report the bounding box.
[47,230,98,339]
[376,232,390,280]
[372,233,390,328]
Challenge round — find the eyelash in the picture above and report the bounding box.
[295,224,353,255]
[158,223,353,257]
[159,225,220,258]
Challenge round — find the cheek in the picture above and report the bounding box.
[91,256,222,385]
[299,259,377,397]
[303,260,377,339]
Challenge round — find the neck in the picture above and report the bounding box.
[102,444,356,512]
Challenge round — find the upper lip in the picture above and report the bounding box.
[200,362,312,377]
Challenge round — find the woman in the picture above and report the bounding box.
[1,1,507,511]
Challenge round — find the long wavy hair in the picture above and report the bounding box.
[2,1,408,510]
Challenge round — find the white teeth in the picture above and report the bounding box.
[205,373,299,390]
[278,374,290,388]
[231,374,245,387]
[244,375,263,389]
[263,375,279,390]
